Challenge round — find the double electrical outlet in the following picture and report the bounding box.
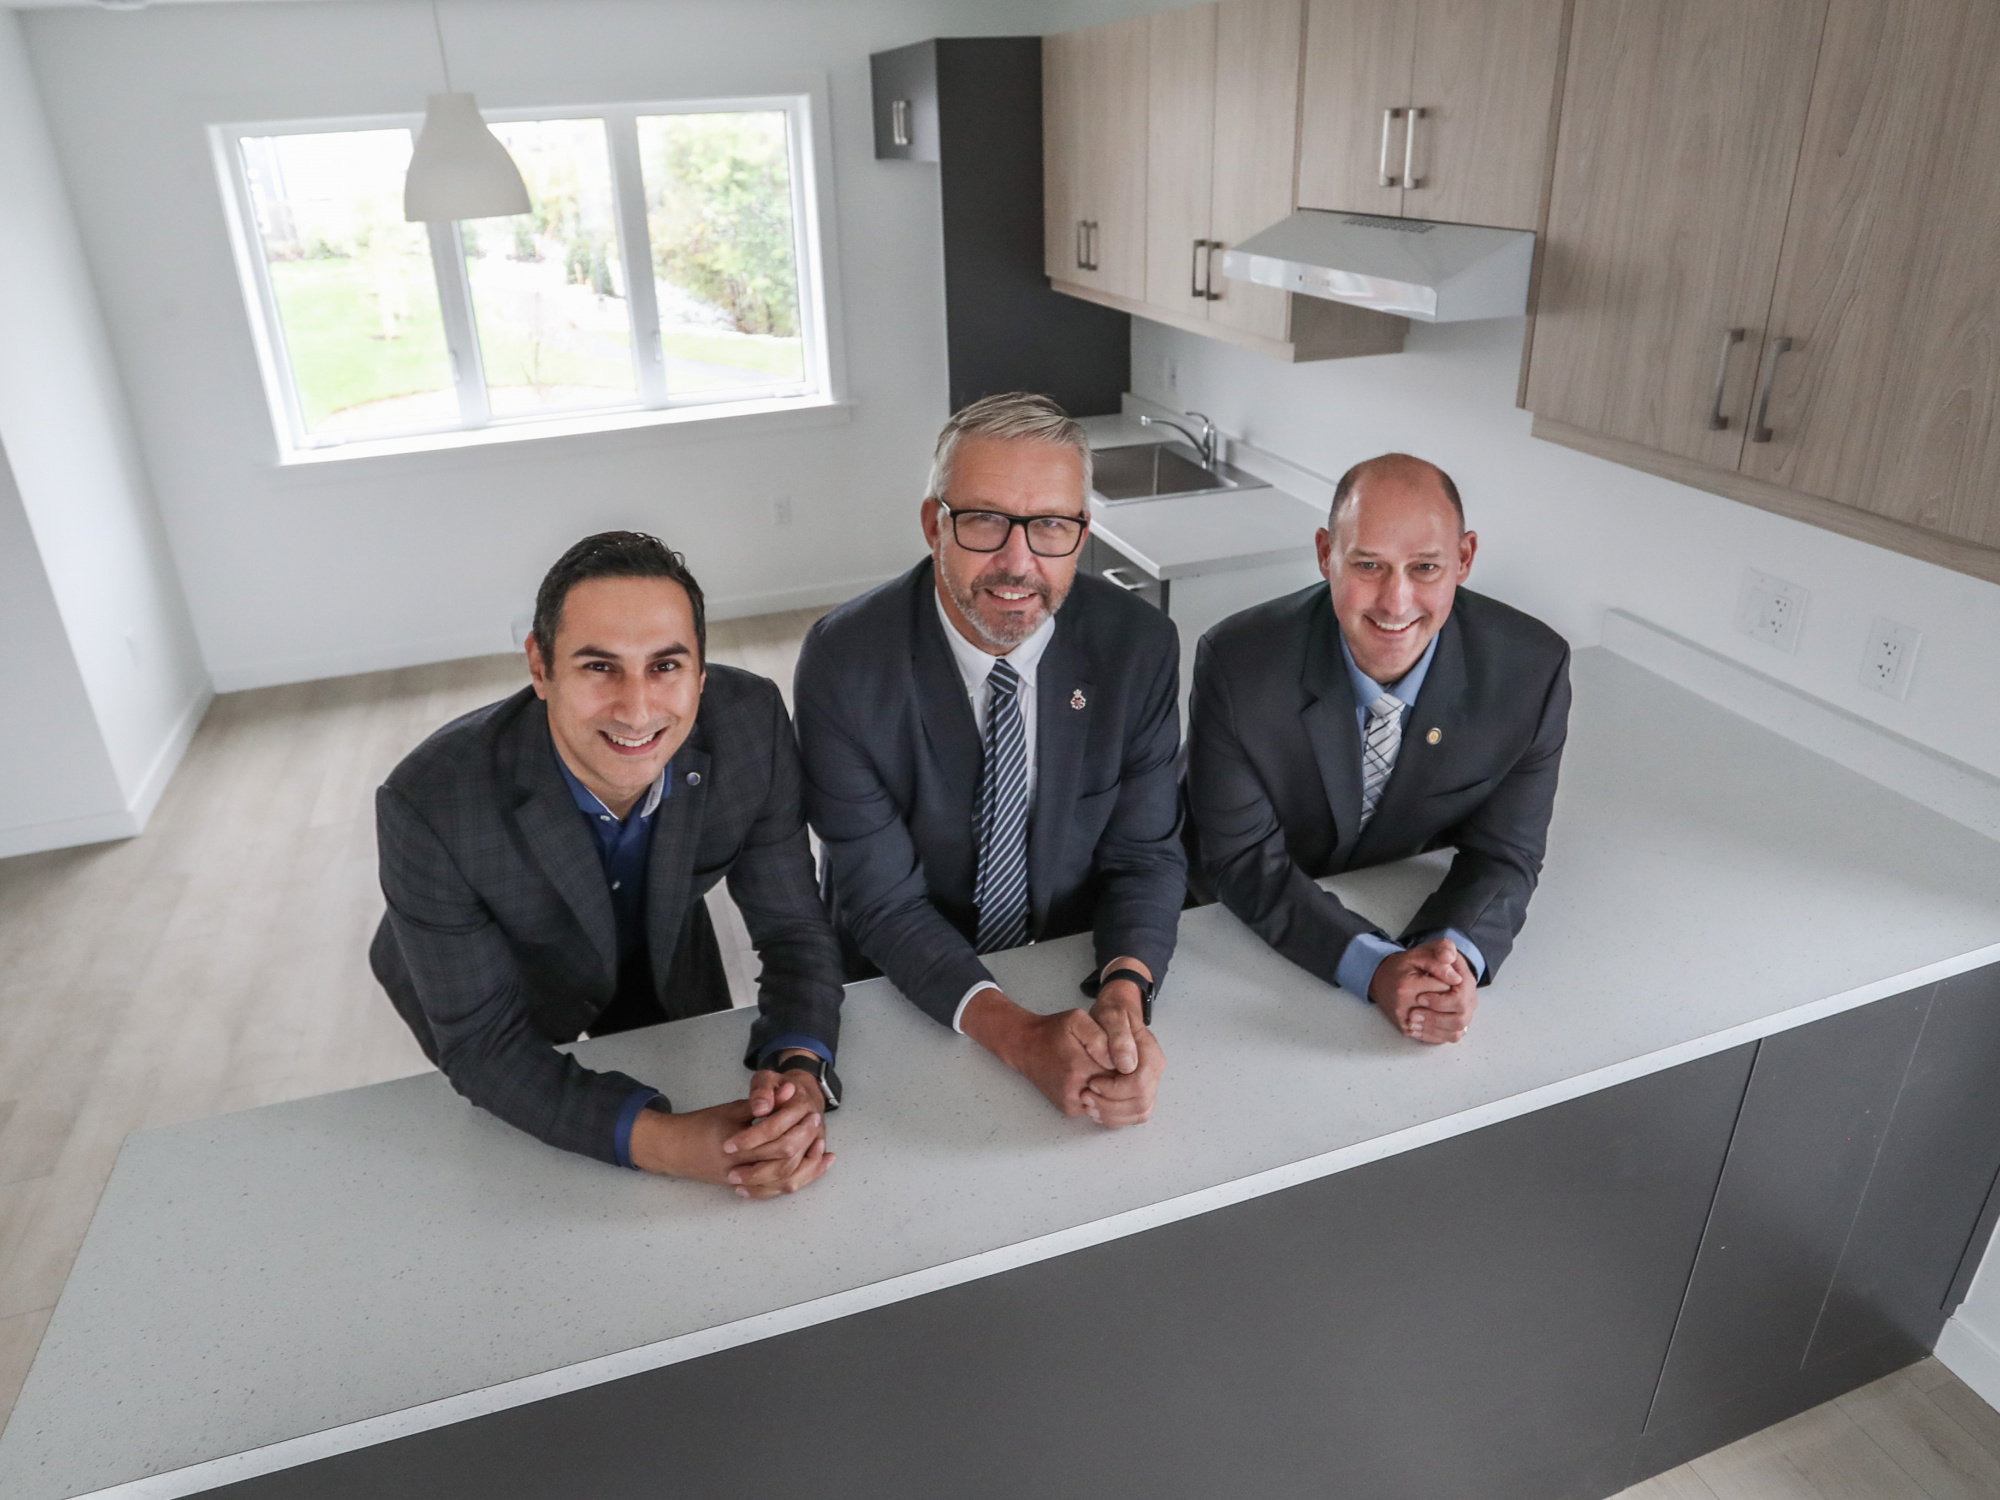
[1735,568,1920,701]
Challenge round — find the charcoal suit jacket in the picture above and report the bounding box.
[1186,582,1571,990]
[793,559,1186,1027]
[369,667,842,1164]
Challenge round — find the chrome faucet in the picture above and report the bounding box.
[1139,411,1218,470]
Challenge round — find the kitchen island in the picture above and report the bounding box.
[4,630,2000,1500]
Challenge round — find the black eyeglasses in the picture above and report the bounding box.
[938,500,1090,557]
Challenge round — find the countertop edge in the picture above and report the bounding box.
[78,937,2000,1500]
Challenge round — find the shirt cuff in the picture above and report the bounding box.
[951,980,1004,1034]
[756,1034,835,1070]
[612,1084,663,1171]
[1335,932,1404,1003]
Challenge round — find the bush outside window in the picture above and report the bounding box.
[219,97,826,455]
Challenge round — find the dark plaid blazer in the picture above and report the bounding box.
[793,559,1186,1027]
[1187,582,1571,988]
[369,666,842,1164]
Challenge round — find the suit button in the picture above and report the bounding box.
[686,771,701,786]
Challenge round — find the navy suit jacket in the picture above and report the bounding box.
[369,667,842,1164]
[794,559,1186,1026]
[1187,583,1571,987]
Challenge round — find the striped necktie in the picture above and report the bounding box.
[1359,691,1403,827]
[973,658,1032,953]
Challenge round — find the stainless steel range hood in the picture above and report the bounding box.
[1221,210,1535,322]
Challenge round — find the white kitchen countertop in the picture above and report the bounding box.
[1080,413,1325,579]
[6,645,2000,1500]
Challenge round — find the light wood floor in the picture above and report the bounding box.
[4,605,1999,1500]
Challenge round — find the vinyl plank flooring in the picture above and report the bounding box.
[1617,1468,1723,1500]
[1838,1367,2000,1499]
[1926,1376,2000,1464]
[0,1307,53,1424]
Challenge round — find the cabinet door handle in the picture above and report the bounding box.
[1378,106,1404,187]
[1205,241,1223,300]
[1404,106,1427,190]
[1751,336,1795,444]
[1707,327,1746,431]
[1101,567,1150,593]
[1191,238,1210,298]
[1087,221,1100,271]
[890,99,911,148]
[1076,219,1087,270]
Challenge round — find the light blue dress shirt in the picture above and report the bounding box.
[1330,632,1489,1003]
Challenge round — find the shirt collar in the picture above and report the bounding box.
[1339,626,1440,711]
[550,732,667,824]
[934,587,1058,697]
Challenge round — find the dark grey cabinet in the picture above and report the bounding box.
[868,38,1128,417]
[205,966,2000,1500]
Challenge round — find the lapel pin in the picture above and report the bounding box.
[686,770,702,785]
[1070,689,1087,710]
[1425,727,1442,745]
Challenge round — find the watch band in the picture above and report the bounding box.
[1094,965,1156,1025]
[776,1053,841,1111]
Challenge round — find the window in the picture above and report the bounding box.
[218,98,828,457]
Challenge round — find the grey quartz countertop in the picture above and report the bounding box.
[7,647,2000,1500]
[1080,413,1324,579]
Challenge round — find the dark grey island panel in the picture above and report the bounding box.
[204,965,2000,1500]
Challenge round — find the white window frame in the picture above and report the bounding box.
[211,92,837,464]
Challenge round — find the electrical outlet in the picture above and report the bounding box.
[773,495,794,527]
[1735,569,1809,653]
[1859,616,1921,700]
[1162,355,1179,396]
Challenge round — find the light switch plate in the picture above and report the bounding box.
[1736,569,1809,653]
[1859,616,1921,700]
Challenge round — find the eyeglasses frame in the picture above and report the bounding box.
[935,498,1093,558]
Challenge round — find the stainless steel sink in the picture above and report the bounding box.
[1090,442,1267,504]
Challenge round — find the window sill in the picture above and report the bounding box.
[271,394,851,475]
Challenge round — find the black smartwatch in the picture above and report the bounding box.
[1081,965,1156,1025]
[775,1053,842,1111]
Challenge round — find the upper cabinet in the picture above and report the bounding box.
[1049,0,1407,361]
[1741,0,2000,552]
[1525,0,1828,468]
[1043,18,1150,302]
[1297,0,1569,232]
[1526,0,2000,581]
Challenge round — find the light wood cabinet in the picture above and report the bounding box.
[1296,0,1567,232]
[1525,0,1828,469]
[1527,0,2000,583]
[1144,4,1218,316]
[1741,0,2000,551]
[1042,18,1150,302]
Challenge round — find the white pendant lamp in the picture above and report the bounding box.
[403,1,530,223]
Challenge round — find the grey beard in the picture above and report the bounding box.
[939,554,1067,650]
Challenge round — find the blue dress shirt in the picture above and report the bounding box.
[1331,633,1489,1003]
[551,740,831,1170]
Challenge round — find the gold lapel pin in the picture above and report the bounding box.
[1425,727,1442,745]
[1071,689,1087,710]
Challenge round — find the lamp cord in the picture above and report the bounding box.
[429,0,454,93]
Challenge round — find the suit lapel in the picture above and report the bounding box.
[911,567,983,788]
[1300,594,1365,859]
[1028,611,1091,935]
[509,701,618,985]
[1356,609,1468,859]
[646,738,710,999]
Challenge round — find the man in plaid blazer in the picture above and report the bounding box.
[371,533,842,1196]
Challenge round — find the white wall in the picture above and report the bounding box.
[16,0,1043,691]
[0,9,210,854]
[1133,317,2000,781]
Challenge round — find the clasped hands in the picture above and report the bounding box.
[961,958,1165,1127]
[1369,935,1479,1045]
[627,1051,833,1199]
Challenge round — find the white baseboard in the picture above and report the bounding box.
[125,685,212,830]
[1935,1315,2000,1410]
[208,630,510,693]
[704,572,897,623]
[0,804,141,860]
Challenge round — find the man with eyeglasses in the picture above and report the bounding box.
[794,393,1184,1126]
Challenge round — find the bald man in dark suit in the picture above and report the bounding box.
[1186,454,1571,1044]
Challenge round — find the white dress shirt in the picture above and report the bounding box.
[933,590,1058,1031]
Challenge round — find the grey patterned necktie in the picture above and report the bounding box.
[1359,691,1404,827]
[973,657,1031,953]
